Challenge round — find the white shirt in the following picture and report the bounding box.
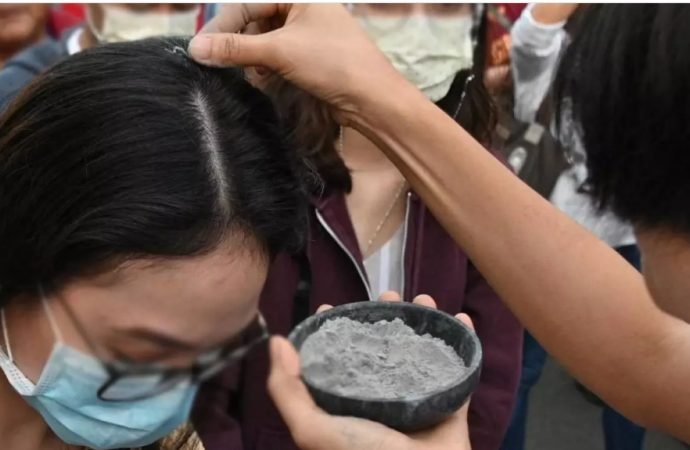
[66,28,84,56]
[511,5,636,248]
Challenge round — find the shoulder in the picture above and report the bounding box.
[2,37,65,75]
[0,38,66,111]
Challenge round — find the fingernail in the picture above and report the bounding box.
[188,35,212,62]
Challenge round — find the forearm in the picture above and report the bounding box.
[352,88,690,440]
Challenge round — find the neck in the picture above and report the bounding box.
[0,307,64,450]
[0,374,58,449]
[341,127,398,172]
[79,26,98,51]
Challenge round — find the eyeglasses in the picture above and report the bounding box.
[54,293,269,402]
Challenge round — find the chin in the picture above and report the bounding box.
[645,276,690,324]
[657,301,690,325]
[636,227,690,324]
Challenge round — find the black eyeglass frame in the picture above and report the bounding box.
[51,290,269,402]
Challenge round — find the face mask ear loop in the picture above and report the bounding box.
[38,286,64,343]
[1,309,13,362]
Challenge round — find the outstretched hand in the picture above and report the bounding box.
[188,3,414,125]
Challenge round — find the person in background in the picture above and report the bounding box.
[46,4,85,39]
[483,3,525,96]
[0,3,200,111]
[0,4,50,68]
[192,5,522,450]
[0,36,307,450]
[503,4,646,450]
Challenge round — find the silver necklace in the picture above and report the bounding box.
[339,126,406,254]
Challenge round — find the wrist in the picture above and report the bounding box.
[345,74,428,141]
[530,4,578,25]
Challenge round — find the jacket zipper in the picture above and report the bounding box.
[315,210,374,301]
[400,192,411,300]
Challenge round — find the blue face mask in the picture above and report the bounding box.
[0,301,198,450]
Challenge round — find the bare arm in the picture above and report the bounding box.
[530,3,579,24]
[355,88,690,439]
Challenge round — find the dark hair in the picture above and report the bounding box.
[266,9,496,193]
[0,37,308,305]
[555,4,690,234]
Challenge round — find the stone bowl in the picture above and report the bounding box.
[287,301,483,432]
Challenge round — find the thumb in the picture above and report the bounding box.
[188,32,279,68]
[267,336,326,439]
[455,312,474,331]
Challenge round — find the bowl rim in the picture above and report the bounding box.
[288,301,483,404]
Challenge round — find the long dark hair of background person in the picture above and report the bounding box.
[263,7,495,193]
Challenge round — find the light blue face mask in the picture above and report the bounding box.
[0,299,198,450]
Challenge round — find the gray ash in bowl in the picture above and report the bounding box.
[300,317,468,400]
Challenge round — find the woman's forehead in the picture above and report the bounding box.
[58,246,268,340]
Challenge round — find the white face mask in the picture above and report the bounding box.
[88,5,199,44]
[359,15,474,102]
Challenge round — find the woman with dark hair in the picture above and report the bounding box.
[193,5,522,450]
[0,36,308,450]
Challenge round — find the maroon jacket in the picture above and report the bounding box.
[193,190,523,450]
